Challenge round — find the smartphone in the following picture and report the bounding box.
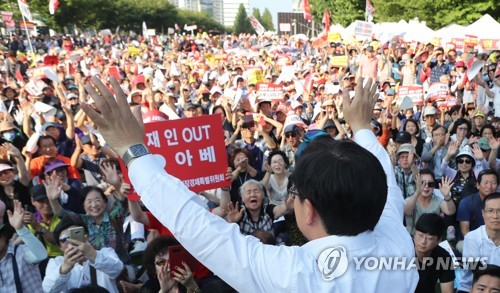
[167,245,201,278]
[69,227,85,243]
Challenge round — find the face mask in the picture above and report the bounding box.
[2,131,16,141]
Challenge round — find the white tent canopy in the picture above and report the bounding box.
[434,23,466,41]
[464,14,500,39]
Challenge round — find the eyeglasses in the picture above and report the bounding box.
[422,181,435,188]
[457,158,472,165]
[59,235,71,244]
[288,185,299,200]
[484,208,500,216]
[155,259,168,266]
[285,132,297,138]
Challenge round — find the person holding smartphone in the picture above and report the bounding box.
[43,215,123,293]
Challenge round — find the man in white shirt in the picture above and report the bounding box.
[458,193,500,292]
[42,215,123,293]
[81,76,419,292]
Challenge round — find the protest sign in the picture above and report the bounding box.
[19,21,35,31]
[353,21,373,39]
[247,68,263,85]
[426,83,449,101]
[121,115,230,200]
[397,85,423,105]
[327,32,341,43]
[451,38,464,51]
[480,39,500,50]
[25,81,42,96]
[107,66,121,81]
[128,46,141,56]
[249,16,266,36]
[44,55,58,66]
[464,35,478,48]
[17,0,33,21]
[330,55,348,67]
[256,83,284,101]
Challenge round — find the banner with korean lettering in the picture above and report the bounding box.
[426,82,449,102]
[397,85,423,105]
[480,39,500,50]
[329,55,348,67]
[256,82,284,101]
[122,115,230,200]
[353,20,372,39]
[1,11,15,32]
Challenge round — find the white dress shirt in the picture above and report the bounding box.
[458,225,500,292]
[129,129,419,292]
[42,247,123,293]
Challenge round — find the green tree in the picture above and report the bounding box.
[309,0,364,27]
[233,3,254,34]
[261,8,274,31]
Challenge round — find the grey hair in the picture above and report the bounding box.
[239,179,265,196]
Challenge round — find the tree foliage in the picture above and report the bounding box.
[307,0,500,30]
[252,8,262,23]
[233,4,254,34]
[261,8,275,31]
[0,0,224,34]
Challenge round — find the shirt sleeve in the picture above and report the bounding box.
[437,248,455,283]
[91,247,124,279]
[17,226,48,264]
[42,257,69,293]
[129,155,299,292]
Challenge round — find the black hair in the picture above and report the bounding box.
[230,148,253,169]
[68,285,110,293]
[450,118,472,137]
[403,118,420,136]
[472,264,500,288]
[267,150,289,169]
[477,169,499,185]
[212,105,226,117]
[415,213,445,238]
[447,104,461,115]
[80,186,108,207]
[53,214,88,246]
[292,137,387,236]
[251,229,276,245]
[483,192,500,209]
[480,124,496,138]
[0,222,16,241]
[143,236,180,279]
[37,135,57,148]
[419,168,436,182]
[431,125,447,135]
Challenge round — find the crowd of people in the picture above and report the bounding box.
[0,29,499,292]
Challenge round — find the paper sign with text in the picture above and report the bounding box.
[121,115,230,200]
[397,85,423,105]
[256,83,284,101]
[426,83,449,101]
[354,21,373,39]
[330,55,348,67]
[247,68,263,85]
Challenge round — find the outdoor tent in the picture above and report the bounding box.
[464,14,500,39]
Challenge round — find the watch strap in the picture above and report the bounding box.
[122,144,151,167]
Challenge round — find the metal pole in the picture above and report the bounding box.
[20,13,34,53]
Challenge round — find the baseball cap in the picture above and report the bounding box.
[42,122,60,132]
[474,110,485,118]
[397,143,420,159]
[395,132,412,144]
[183,102,196,111]
[386,88,395,96]
[423,106,437,116]
[31,184,48,201]
[284,124,300,134]
[43,159,68,174]
[478,137,491,151]
[0,163,14,173]
[366,46,374,52]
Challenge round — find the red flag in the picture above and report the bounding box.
[15,67,23,83]
[49,0,59,15]
[462,57,475,87]
[322,9,330,34]
[303,0,311,21]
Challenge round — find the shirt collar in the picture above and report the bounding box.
[301,231,377,259]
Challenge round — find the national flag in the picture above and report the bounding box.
[322,9,330,34]
[17,0,33,21]
[49,0,60,15]
[366,0,376,19]
[303,0,311,21]
[249,16,266,36]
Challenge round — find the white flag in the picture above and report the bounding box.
[142,21,148,37]
[17,0,33,21]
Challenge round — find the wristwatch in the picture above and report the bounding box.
[122,144,151,167]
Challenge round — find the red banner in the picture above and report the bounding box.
[451,38,464,51]
[426,82,449,102]
[121,115,230,200]
[480,39,500,50]
[397,85,424,105]
[303,0,311,21]
[464,35,478,48]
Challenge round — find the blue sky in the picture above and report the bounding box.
[250,0,294,30]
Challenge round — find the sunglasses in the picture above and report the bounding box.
[422,181,436,188]
[59,235,71,244]
[285,133,297,138]
[155,259,168,266]
[457,158,472,165]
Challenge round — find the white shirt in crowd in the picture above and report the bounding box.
[42,247,123,293]
[129,129,419,292]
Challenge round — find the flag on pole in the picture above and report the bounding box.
[174,23,180,31]
[17,0,33,21]
[142,21,148,37]
[366,0,376,21]
[322,9,330,34]
[49,0,60,15]
[302,0,311,21]
[249,16,266,36]
[15,67,24,83]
